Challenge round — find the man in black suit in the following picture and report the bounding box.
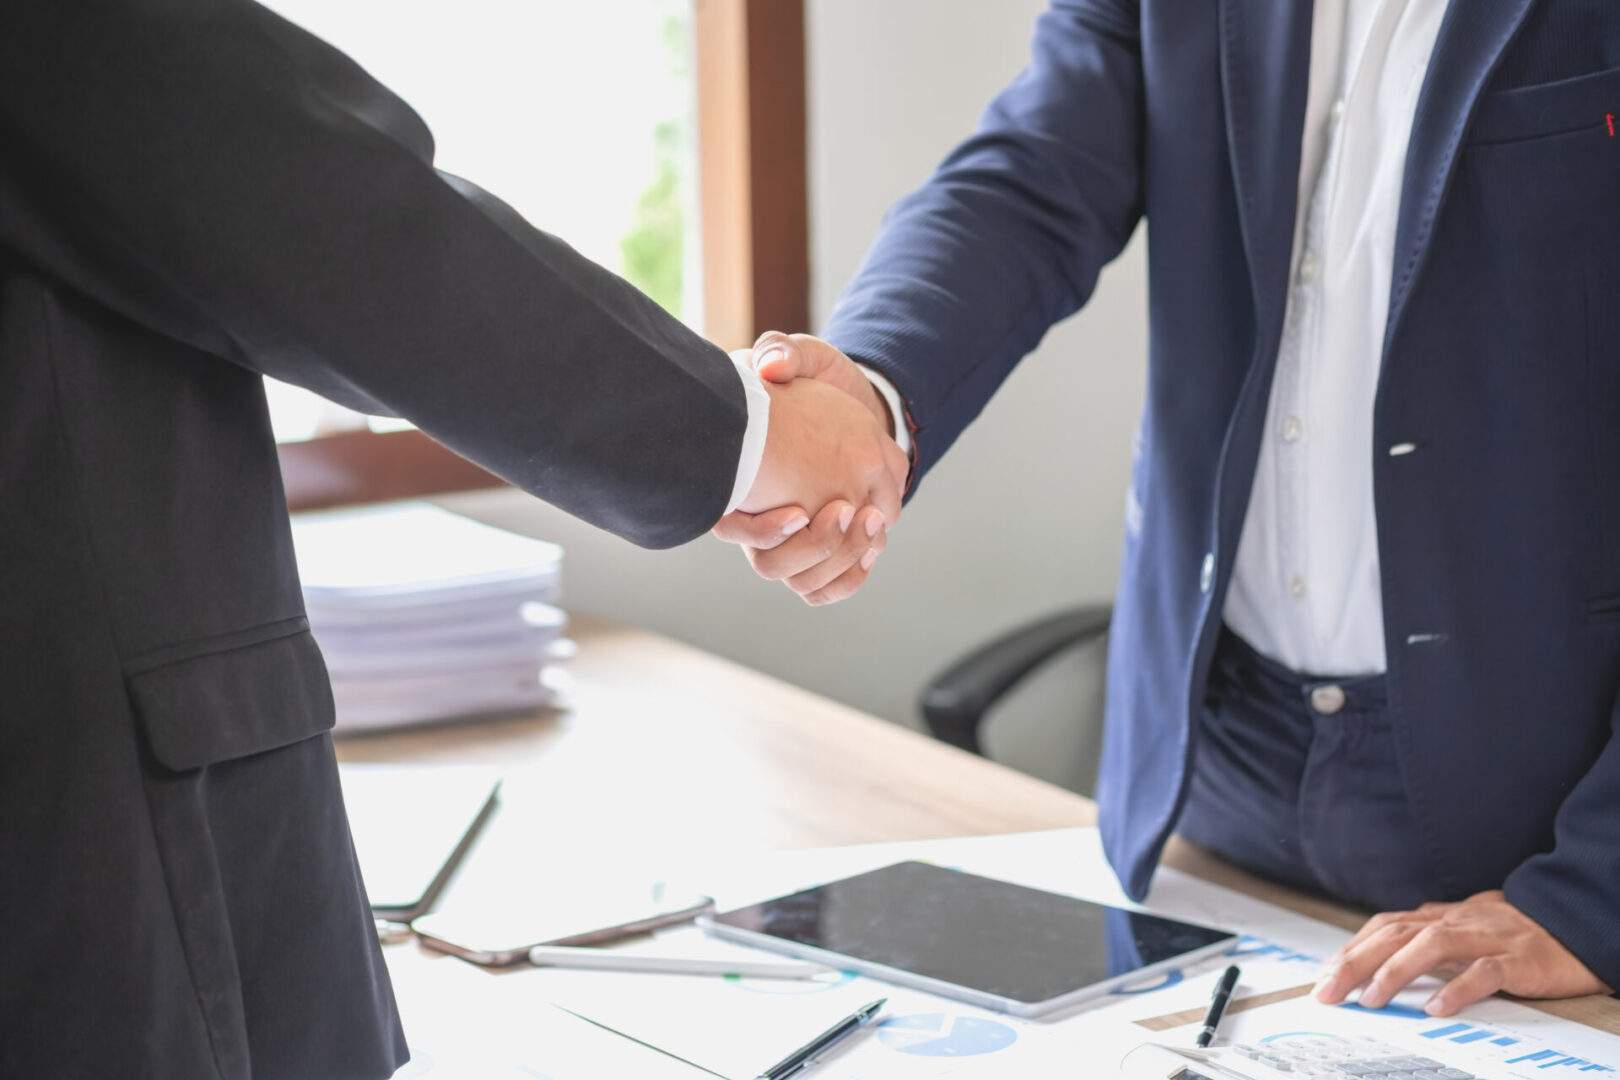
[0,1,903,1077]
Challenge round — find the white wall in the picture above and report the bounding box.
[436,0,1148,793]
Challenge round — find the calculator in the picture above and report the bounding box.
[1169,1034,1477,1080]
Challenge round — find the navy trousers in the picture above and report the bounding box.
[1178,629,1446,914]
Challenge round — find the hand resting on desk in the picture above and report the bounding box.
[1312,890,1609,1017]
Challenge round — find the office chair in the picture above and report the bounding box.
[919,605,1112,792]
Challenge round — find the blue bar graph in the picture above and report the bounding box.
[1422,1023,1472,1039]
[1452,1031,1494,1044]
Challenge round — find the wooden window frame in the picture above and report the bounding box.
[281,0,807,514]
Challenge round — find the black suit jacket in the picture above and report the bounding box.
[0,2,746,1077]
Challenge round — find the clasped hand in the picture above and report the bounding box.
[714,332,906,605]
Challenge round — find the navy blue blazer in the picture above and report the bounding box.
[823,0,1620,987]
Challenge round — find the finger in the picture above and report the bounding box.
[748,502,855,581]
[712,506,811,549]
[865,482,902,536]
[785,507,885,599]
[1358,925,1470,1010]
[754,331,847,385]
[1330,907,1443,966]
[1425,956,1509,1017]
[751,330,813,383]
[806,524,888,606]
[1315,919,1431,1004]
[856,441,908,529]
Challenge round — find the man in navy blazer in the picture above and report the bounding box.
[720,0,1620,1013]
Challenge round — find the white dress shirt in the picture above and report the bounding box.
[1224,0,1450,677]
[726,354,771,513]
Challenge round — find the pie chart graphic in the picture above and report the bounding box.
[876,1013,1018,1057]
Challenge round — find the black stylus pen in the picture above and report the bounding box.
[754,998,886,1080]
[1196,965,1241,1048]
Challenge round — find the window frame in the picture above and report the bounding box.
[281,0,807,513]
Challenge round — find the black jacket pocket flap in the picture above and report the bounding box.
[128,630,336,771]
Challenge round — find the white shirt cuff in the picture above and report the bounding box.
[858,365,913,456]
[727,352,772,514]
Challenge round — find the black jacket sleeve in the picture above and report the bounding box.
[0,0,744,548]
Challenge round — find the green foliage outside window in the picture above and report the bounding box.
[620,8,688,319]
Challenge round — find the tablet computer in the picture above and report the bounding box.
[701,861,1237,1017]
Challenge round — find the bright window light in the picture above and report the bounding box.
[256,0,697,442]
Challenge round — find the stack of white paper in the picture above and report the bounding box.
[291,502,570,732]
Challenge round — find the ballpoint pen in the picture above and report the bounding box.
[526,944,831,979]
[755,998,886,1080]
[1196,966,1242,1049]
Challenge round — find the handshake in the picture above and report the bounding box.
[713,331,909,606]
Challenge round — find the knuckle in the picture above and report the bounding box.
[1419,923,1458,949]
[754,560,790,582]
[842,525,873,555]
[819,583,854,605]
[752,548,802,581]
[786,565,833,595]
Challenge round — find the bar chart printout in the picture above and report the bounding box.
[1126,973,1620,1080]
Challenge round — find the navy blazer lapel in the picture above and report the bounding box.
[1384,0,1538,351]
[1218,0,1314,343]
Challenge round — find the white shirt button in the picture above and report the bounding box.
[1298,252,1319,283]
[1288,575,1307,600]
[1281,416,1304,444]
[1329,99,1346,122]
[1200,553,1215,594]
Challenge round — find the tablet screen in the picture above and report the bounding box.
[710,861,1234,1006]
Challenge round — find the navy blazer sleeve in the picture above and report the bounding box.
[820,0,1143,485]
[1503,694,1620,991]
[0,0,745,549]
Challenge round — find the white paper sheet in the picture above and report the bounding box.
[534,828,1358,1078]
[384,829,1618,1080]
[1115,970,1620,1080]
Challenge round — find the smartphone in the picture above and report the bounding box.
[412,885,714,966]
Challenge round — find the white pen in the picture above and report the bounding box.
[527,945,832,979]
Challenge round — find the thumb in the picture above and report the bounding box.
[752,330,831,384]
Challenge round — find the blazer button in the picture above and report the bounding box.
[1199,553,1215,594]
[1309,685,1347,715]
